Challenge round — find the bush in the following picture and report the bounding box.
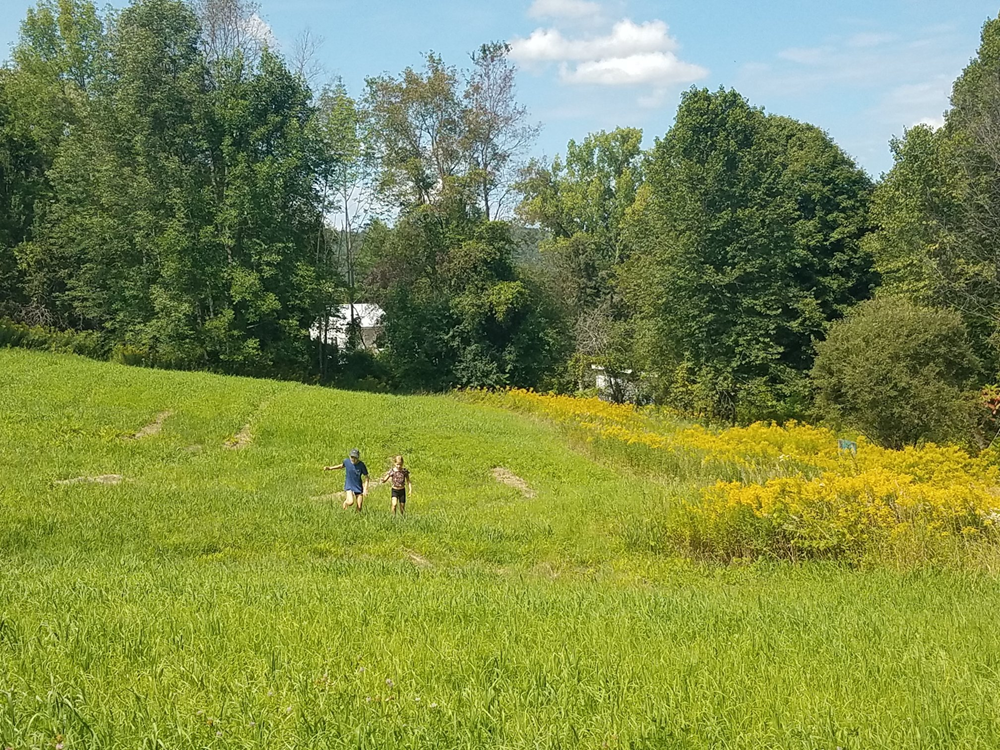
[812,297,980,449]
[0,318,107,359]
[111,344,151,367]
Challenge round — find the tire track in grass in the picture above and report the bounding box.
[53,474,124,486]
[223,390,283,449]
[126,410,173,440]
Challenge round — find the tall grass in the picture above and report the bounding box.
[4,351,1000,748]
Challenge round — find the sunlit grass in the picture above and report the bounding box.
[4,350,1000,748]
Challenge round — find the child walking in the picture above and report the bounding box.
[380,455,412,516]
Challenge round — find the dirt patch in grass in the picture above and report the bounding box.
[404,548,434,569]
[492,467,535,498]
[54,474,124,486]
[128,410,173,440]
[224,423,253,450]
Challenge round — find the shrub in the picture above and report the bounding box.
[812,297,981,449]
[677,442,1000,563]
[0,318,107,359]
[111,344,151,367]
[473,388,1000,564]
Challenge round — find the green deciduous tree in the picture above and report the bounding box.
[14,0,327,375]
[0,71,47,318]
[364,203,561,391]
[364,45,536,217]
[1,0,105,322]
[865,14,1000,368]
[623,88,875,421]
[518,127,643,313]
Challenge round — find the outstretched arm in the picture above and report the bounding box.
[324,464,345,471]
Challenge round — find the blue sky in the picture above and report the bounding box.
[1,0,997,177]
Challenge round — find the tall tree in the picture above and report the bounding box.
[14,0,326,374]
[0,70,48,318]
[364,54,465,208]
[207,47,325,371]
[364,203,561,390]
[18,0,216,352]
[865,14,1000,367]
[2,0,105,323]
[623,88,874,421]
[463,42,539,220]
[364,46,537,216]
[313,82,378,304]
[518,127,643,308]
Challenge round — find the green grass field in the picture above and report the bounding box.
[4,349,1000,749]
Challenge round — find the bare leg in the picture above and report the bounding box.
[344,491,358,510]
[357,493,364,512]
[391,496,398,516]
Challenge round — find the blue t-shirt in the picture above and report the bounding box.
[343,458,369,493]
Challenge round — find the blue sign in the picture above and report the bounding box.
[838,439,858,454]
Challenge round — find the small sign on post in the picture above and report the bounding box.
[838,439,858,455]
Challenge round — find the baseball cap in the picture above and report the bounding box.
[349,448,360,458]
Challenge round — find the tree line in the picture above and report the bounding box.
[3,0,1000,447]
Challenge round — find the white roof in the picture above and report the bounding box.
[335,303,383,329]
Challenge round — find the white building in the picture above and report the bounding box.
[591,364,645,403]
[310,303,384,352]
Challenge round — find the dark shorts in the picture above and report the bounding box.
[391,488,406,504]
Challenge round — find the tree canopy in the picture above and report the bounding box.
[4,0,1000,439]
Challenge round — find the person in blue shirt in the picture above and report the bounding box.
[324,448,369,512]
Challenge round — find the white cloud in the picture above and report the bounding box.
[242,13,276,48]
[739,28,962,112]
[510,17,706,100]
[562,52,706,87]
[511,19,679,63]
[527,0,602,21]
[913,115,945,129]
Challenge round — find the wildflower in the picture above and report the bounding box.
[414,696,420,702]
[385,678,394,687]
[366,696,372,703]
[216,731,222,738]
[429,702,438,709]
[267,690,275,698]
[197,710,204,716]
[285,706,293,714]
[56,744,64,750]
[357,666,365,674]
[249,721,256,728]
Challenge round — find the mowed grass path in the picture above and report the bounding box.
[3,350,1000,749]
